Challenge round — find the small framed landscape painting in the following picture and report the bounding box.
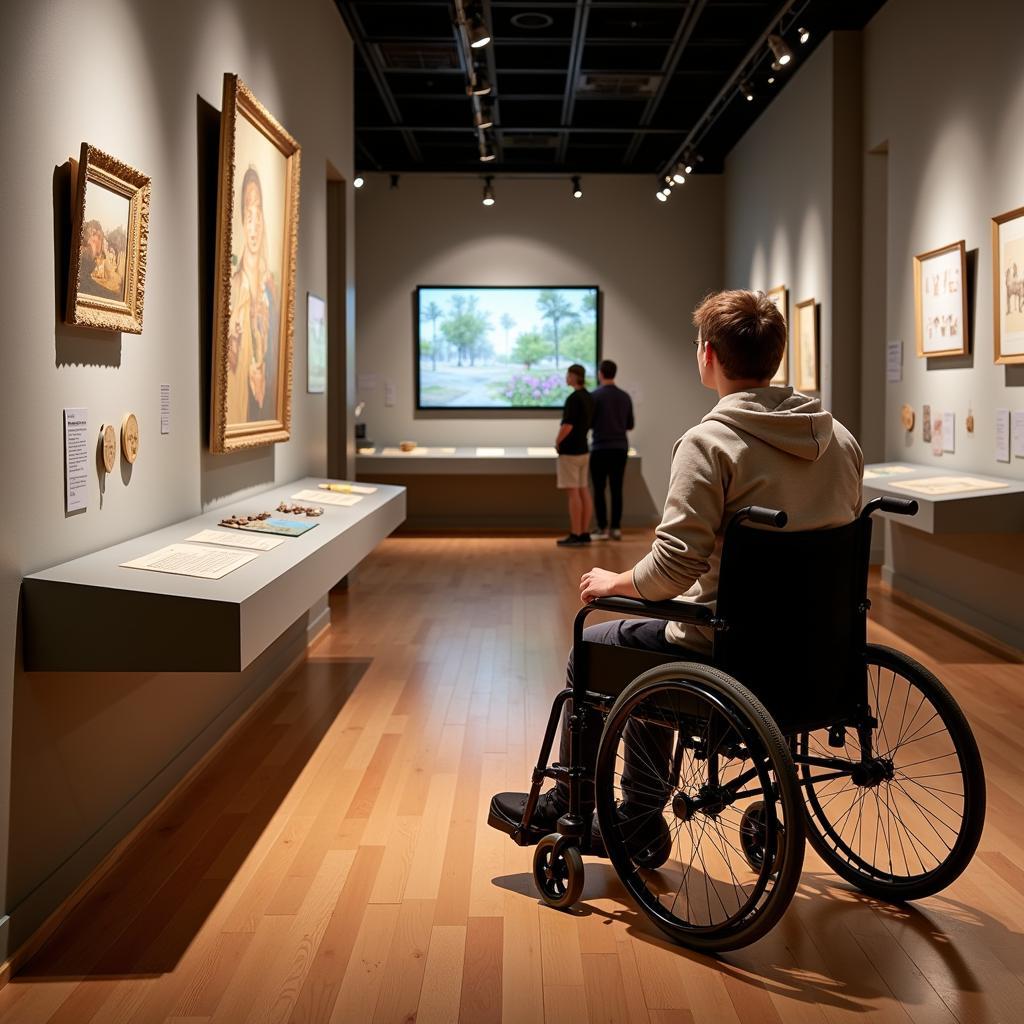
[794,298,819,392]
[992,206,1024,364]
[766,285,788,385]
[913,240,968,358]
[66,144,151,333]
[307,293,326,393]
[210,73,302,453]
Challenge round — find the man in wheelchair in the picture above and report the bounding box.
[491,288,864,846]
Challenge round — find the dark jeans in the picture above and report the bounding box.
[589,448,628,530]
[556,618,707,814]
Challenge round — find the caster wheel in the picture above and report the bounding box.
[533,834,585,909]
[740,800,783,872]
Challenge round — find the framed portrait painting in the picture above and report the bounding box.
[766,285,788,385]
[992,206,1024,364]
[913,240,968,358]
[794,298,818,392]
[66,144,150,333]
[307,293,326,394]
[210,74,301,453]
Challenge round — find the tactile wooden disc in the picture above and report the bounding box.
[901,404,915,432]
[121,413,140,464]
[100,423,117,473]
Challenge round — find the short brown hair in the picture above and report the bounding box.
[566,363,586,384]
[692,290,786,381]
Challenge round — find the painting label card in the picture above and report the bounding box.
[384,380,396,407]
[64,407,89,513]
[307,293,326,394]
[995,409,1011,463]
[186,528,284,551]
[890,476,1009,497]
[942,412,955,453]
[1013,412,1024,458]
[292,488,361,507]
[121,543,258,579]
[886,340,903,382]
[160,384,170,434]
[931,414,944,456]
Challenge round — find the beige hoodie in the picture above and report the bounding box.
[632,386,864,652]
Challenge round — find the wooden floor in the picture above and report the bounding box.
[2,534,1022,1023]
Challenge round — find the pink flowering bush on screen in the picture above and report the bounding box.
[497,373,571,407]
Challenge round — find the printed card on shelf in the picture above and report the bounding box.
[186,529,284,551]
[121,543,258,579]
[293,489,361,507]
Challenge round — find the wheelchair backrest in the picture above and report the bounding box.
[712,515,873,732]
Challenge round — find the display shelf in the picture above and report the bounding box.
[22,477,406,672]
[862,462,1024,534]
[356,445,639,476]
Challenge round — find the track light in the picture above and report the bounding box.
[768,33,793,67]
[353,175,364,189]
[656,189,669,202]
[685,163,693,175]
[468,72,491,97]
[467,12,491,49]
[768,75,776,85]
[482,176,495,206]
[798,26,810,44]
[474,105,494,130]
[479,134,496,162]
[738,80,754,102]
[571,175,583,199]
[671,162,687,184]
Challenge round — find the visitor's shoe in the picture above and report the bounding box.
[578,532,592,544]
[488,789,567,844]
[610,528,622,540]
[591,529,610,541]
[590,803,672,867]
[556,533,582,546]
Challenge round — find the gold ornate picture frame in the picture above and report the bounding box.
[992,206,1024,365]
[66,144,150,333]
[793,297,819,392]
[766,285,789,385]
[913,240,968,358]
[210,74,301,453]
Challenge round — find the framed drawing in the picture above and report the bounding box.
[913,240,968,358]
[765,286,789,385]
[793,298,818,391]
[210,74,301,453]
[66,144,150,333]
[307,293,326,394]
[992,206,1024,364]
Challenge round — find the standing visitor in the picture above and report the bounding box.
[555,364,594,546]
[589,359,634,540]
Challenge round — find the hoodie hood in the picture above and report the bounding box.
[702,386,834,461]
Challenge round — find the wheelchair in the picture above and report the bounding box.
[487,499,986,952]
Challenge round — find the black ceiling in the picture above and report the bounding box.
[336,1,886,177]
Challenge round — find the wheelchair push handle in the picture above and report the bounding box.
[735,505,788,529]
[860,496,919,519]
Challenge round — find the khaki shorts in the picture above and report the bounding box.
[557,453,590,489]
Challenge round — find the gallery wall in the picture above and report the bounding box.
[0,0,353,958]
[354,174,725,508]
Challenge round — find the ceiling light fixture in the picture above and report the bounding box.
[768,75,776,85]
[474,105,494,130]
[656,190,669,202]
[467,12,492,49]
[468,72,491,97]
[671,162,687,184]
[353,175,364,189]
[738,80,754,102]
[798,26,810,44]
[768,33,793,67]
[479,134,496,163]
[571,175,583,199]
[482,176,495,206]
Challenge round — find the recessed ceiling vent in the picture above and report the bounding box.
[377,42,459,70]
[501,133,560,149]
[576,72,662,96]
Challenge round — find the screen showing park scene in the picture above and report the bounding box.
[416,286,599,408]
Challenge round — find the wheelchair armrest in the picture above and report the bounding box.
[584,596,714,625]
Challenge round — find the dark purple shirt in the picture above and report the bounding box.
[590,383,634,451]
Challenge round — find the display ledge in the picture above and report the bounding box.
[862,462,1024,534]
[22,477,406,673]
[356,445,639,476]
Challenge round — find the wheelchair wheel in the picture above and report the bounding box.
[533,834,585,909]
[594,663,805,953]
[801,644,986,902]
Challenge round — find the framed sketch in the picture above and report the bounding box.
[992,206,1024,364]
[913,240,968,358]
[66,144,150,333]
[210,74,301,453]
[307,293,326,393]
[793,298,818,392]
[766,285,788,385]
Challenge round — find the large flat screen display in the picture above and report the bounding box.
[416,285,600,409]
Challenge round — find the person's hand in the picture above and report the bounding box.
[580,567,622,604]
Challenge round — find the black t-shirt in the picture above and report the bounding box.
[559,388,593,454]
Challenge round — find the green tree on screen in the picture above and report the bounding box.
[512,330,552,369]
[441,295,490,367]
[499,312,516,361]
[422,300,443,369]
[537,289,579,368]
[561,322,596,365]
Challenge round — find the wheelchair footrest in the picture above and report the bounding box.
[487,794,544,847]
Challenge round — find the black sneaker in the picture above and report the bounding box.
[578,533,592,544]
[590,803,672,868]
[488,790,567,843]
[556,534,582,546]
